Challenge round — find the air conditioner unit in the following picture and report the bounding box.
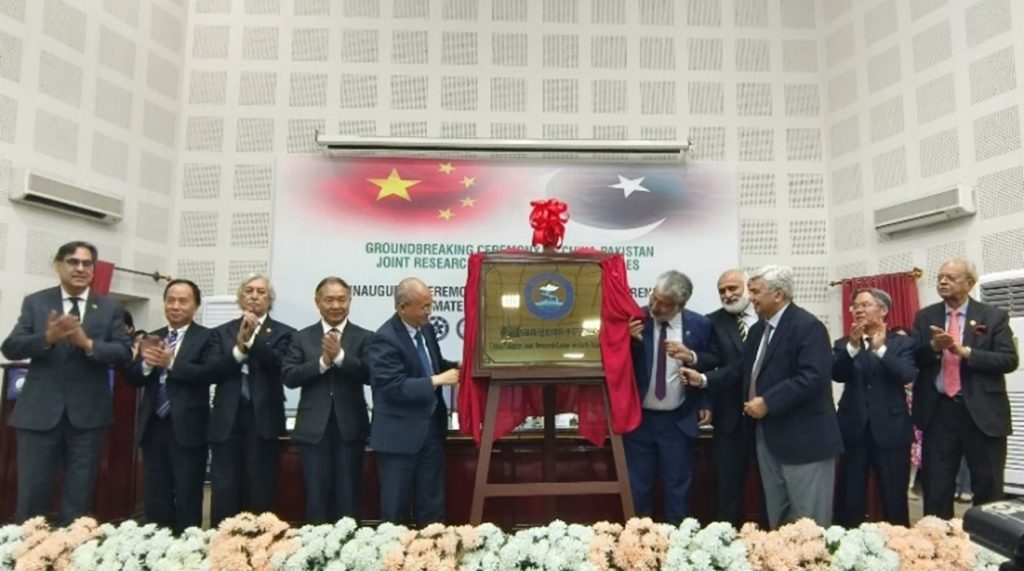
[977,270,1024,494]
[10,169,124,224]
[873,184,975,235]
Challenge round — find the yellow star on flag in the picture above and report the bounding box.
[461,176,476,188]
[460,197,477,207]
[438,208,455,220]
[438,162,455,174]
[369,169,420,201]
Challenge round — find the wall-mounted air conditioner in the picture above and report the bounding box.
[10,169,124,224]
[873,184,975,235]
[976,270,1024,494]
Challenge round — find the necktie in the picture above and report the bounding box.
[748,323,773,400]
[414,330,435,376]
[68,297,81,320]
[156,329,179,418]
[736,313,748,342]
[241,324,261,401]
[943,311,962,397]
[655,321,668,400]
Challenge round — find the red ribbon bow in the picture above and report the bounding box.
[529,199,570,250]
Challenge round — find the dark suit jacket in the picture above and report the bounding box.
[208,316,295,442]
[630,308,711,439]
[702,308,748,436]
[124,324,219,448]
[2,286,132,430]
[832,333,917,449]
[742,303,843,465]
[282,321,371,444]
[366,314,457,455]
[911,298,1018,437]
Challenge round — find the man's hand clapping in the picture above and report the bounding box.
[432,368,460,387]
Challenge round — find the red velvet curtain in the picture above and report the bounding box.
[840,271,920,334]
[91,260,115,295]
[457,252,643,446]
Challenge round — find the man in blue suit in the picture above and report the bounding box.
[625,270,712,524]
[742,265,842,528]
[832,288,917,527]
[365,277,459,526]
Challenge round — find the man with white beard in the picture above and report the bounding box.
[681,269,759,525]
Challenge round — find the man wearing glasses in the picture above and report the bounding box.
[1,241,133,524]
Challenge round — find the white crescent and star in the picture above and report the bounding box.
[608,175,649,198]
[536,170,666,244]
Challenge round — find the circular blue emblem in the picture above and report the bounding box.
[524,272,575,320]
[430,315,450,341]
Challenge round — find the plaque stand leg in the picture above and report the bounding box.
[468,379,635,525]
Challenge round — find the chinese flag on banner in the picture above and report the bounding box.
[318,158,508,227]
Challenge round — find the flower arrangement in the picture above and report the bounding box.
[0,515,1009,570]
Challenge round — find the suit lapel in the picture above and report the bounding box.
[963,298,983,347]
[760,305,794,366]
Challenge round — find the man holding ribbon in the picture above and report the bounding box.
[911,256,1018,518]
[126,279,219,534]
[625,270,712,524]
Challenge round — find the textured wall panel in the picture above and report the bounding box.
[38,51,82,107]
[738,127,774,162]
[735,38,770,72]
[289,73,328,107]
[543,35,578,68]
[98,27,136,78]
[495,0,529,21]
[490,123,526,138]
[492,33,528,66]
[0,96,15,143]
[912,21,952,73]
[43,0,86,52]
[786,128,822,161]
[973,106,1021,162]
[286,119,324,153]
[864,0,897,47]
[196,0,231,13]
[822,0,852,24]
[391,75,429,109]
[872,147,908,193]
[94,79,133,129]
[246,0,280,15]
[340,29,378,63]
[867,46,901,93]
[925,240,967,279]
[228,261,270,288]
[238,72,277,106]
[344,0,378,17]
[687,38,720,70]
[734,0,768,27]
[878,252,914,274]
[339,74,377,108]
[740,219,779,255]
[442,31,477,65]
[189,70,227,105]
[788,173,825,209]
[831,163,862,205]
[179,211,219,247]
[292,28,329,61]
[490,77,526,112]
[737,83,772,116]
[393,0,428,18]
[441,122,476,138]
[176,259,216,294]
[977,166,1024,221]
[441,76,478,111]
[194,25,231,59]
[689,82,724,115]
[592,124,626,140]
[640,125,676,140]
[640,81,674,115]
[825,23,855,68]
[688,127,726,161]
[981,229,1024,273]
[965,0,1011,48]
[0,0,25,21]
[739,172,776,207]
[915,74,956,124]
[0,158,10,201]
[829,116,860,158]
[790,221,828,255]
[543,0,578,23]
[390,121,427,137]
[236,118,275,152]
[919,128,959,177]
[827,69,857,112]
[0,31,22,82]
[185,116,224,152]
[230,212,271,248]
[869,96,904,142]
[833,211,865,252]
[593,80,627,114]
[150,5,183,54]
[138,152,173,194]
[146,52,180,100]
[542,79,578,113]
[780,0,815,29]
[182,163,221,199]
[686,0,719,27]
[234,164,273,200]
[969,46,1017,104]
[136,202,170,244]
[442,0,476,20]
[33,109,77,163]
[91,131,129,181]
[785,84,819,116]
[242,27,278,60]
[640,37,675,69]
[782,40,817,72]
[591,36,627,69]
[25,228,67,277]
[393,30,429,64]
[910,0,946,21]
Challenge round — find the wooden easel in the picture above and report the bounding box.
[468,375,635,525]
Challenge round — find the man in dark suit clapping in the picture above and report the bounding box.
[208,274,295,526]
[125,279,219,534]
[2,241,132,525]
[742,265,842,528]
[912,257,1019,518]
[832,288,917,527]
[366,277,459,526]
[282,277,371,524]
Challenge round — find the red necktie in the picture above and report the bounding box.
[655,321,667,400]
[943,311,962,397]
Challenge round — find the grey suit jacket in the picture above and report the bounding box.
[1,286,132,430]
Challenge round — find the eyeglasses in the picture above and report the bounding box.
[848,303,877,311]
[63,258,95,268]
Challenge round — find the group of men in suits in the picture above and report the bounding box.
[3,241,458,531]
[638,258,1017,529]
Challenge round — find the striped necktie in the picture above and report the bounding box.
[155,329,180,418]
[736,313,748,342]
